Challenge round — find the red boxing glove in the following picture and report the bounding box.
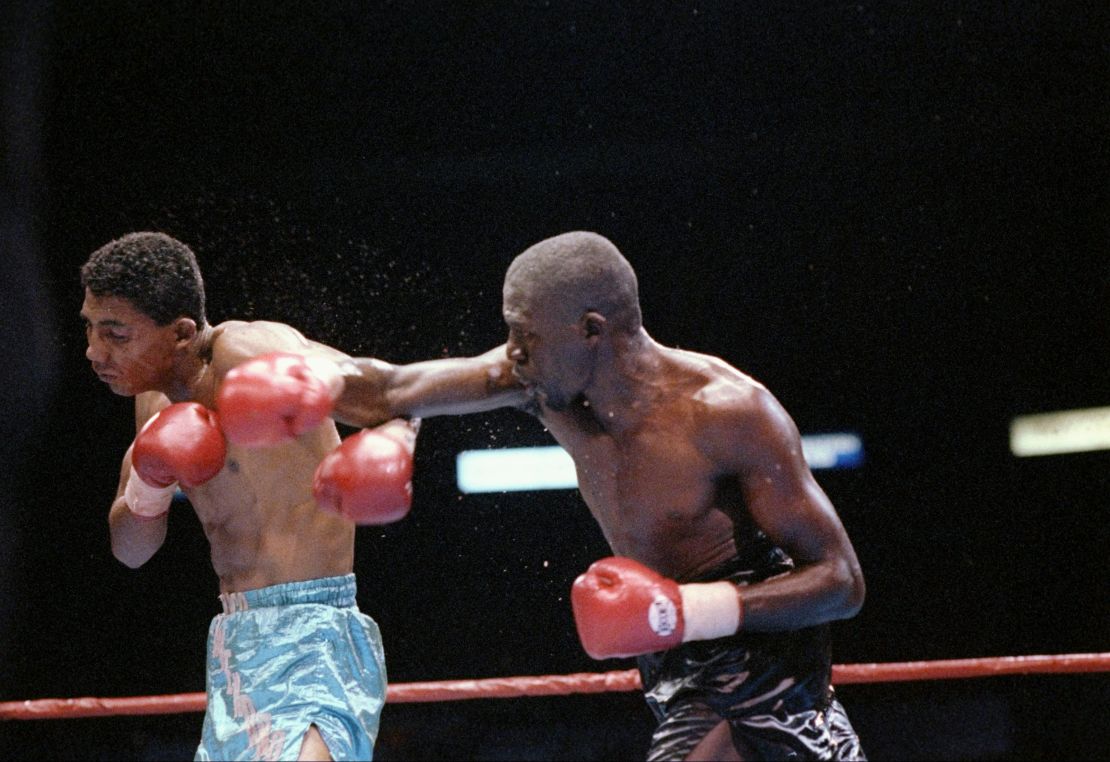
[571,557,685,659]
[126,402,225,518]
[217,352,342,447]
[313,424,415,525]
[572,557,744,659]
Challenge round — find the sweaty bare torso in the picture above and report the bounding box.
[141,324,355,593]
[537,349,760,582]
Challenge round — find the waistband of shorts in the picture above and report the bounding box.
[218,574,357,613]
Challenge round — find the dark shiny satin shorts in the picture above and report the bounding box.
[637,560,865,759]
[642,688,863,761]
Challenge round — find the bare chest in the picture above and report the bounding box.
[182,437,350,585]
[551,419,719,538]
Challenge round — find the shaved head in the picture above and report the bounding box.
[504,231,642,333]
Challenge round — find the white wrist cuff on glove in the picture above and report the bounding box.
[124,470,177,519]
[679,581,743,642]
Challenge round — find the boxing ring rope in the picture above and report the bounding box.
[2,652,1107,721]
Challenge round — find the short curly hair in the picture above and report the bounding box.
[81,232,207,327]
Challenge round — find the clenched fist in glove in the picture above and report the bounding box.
[217,352,348,447]
[571,556,743,659]
[126,402,226,519]
[313,419,418,525]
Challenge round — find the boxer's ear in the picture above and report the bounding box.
[581,311,605,342]
[172,317,197,347]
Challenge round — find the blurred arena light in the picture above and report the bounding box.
[456,432,864,493]
[1009,406,1110,457]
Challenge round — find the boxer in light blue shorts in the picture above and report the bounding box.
[196,574,386,761]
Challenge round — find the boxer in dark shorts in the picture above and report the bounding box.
[638,540,865,760]
[335,231,870,759]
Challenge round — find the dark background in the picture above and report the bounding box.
[2,1,1108,759]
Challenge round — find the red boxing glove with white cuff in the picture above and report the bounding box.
[217,352,349,447]
[571,556,744,660]
[313,419,418,525]
[126,402,226,519]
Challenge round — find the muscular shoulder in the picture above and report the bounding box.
[671,349,796,466]
[670,348,768,412]
[208,320,317,374]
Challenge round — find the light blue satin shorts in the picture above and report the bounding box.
[195,574,386,761]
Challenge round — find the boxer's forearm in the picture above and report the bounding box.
[734,557,865,632]
[109,495,167,568]
[334,350,526,426]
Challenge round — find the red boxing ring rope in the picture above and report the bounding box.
[2,652,1108,721]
